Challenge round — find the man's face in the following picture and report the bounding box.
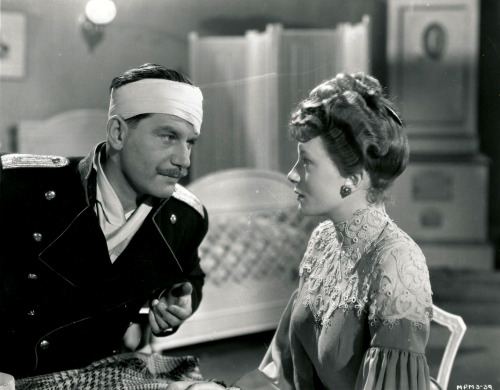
[118,113,198,200]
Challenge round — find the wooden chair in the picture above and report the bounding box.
[430,305,467,390]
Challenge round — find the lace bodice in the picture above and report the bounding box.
[299,207,433,329]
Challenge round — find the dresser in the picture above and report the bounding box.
[386,0,493,270]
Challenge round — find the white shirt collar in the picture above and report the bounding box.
[93,148,131,226]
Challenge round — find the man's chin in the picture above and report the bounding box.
[149,184,177,200]
[163,186,177,199]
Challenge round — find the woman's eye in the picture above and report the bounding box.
[302,158,311,167]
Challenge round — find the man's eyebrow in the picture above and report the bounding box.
[153,126,177,133]
[153,126,199,141]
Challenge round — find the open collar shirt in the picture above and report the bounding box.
[92,147,153,262]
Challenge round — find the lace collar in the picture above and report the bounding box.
[309,207,391,272]
[333,207,390,250]
[299,206,432,329]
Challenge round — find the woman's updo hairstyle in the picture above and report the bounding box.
[289,72,409,203]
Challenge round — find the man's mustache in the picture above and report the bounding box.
[157,168,188,178]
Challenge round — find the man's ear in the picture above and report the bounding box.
[107,115,128,150]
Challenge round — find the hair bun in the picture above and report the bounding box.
[352,72,382,98]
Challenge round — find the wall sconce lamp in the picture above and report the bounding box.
[80,0,117,51]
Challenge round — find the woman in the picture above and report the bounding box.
[169,72,433,390]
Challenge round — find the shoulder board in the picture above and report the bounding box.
[1,154,69,169]
[172,184,205,218]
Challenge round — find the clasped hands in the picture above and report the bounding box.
[148,282,194,334]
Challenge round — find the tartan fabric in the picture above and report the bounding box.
[16,352,203,390]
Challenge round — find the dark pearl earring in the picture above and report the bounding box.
[340,185,352,198]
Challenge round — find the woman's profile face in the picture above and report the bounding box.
[287,136,344,219]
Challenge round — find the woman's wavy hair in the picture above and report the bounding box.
[289,72,409,203]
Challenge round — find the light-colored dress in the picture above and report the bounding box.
[237,207,433,390]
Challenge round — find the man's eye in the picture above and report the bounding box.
[187,140,197,149]
[160,134,176,142]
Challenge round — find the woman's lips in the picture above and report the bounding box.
[294,190,305,200]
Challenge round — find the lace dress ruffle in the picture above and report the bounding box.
[299,208,432,330]
[239,207,434,390]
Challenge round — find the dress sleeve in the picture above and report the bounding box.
[355,240,433,390]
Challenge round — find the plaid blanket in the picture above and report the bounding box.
[16,352,203,390]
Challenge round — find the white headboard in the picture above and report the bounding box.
[15,109,108,156]
[144,168,321,351]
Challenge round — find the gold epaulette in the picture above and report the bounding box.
[1,154,69,169]
[172,184,205,218]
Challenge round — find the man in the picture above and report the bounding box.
[0,64,208,377]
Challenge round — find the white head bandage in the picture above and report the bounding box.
[108,79,203,134]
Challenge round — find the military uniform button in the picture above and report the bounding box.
[33,233,42,242]
[170,214,177,224]
[28,273,38,280]
[44,190,56,200]
[112,349,119,354]
[40,340,50,349]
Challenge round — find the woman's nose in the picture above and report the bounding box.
[287,164,300,184]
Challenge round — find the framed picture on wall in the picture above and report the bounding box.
[0,11,27,79]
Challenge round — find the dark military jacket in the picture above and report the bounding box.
[0,147,208,378]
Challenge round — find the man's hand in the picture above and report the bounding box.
[148,282,193,334]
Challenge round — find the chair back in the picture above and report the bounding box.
[431,304,467,390]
